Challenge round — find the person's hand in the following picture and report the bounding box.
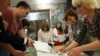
[59,47,67,53]
[12,50,25,56]
[68,47,82,56]
[27,38,34,47]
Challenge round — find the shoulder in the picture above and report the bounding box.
[53,28,57,31]
[2,8,13,14]
[95,9,100,21]
[95,9,100,13]
[78,18,85,26]
[38,29,42,32]
[95,9,100,16]
[49,28,53,31]
[2,8,13,22]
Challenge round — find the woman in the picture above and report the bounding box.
[61,9,94,56]
[66,0,100,56]
[53,22,65,46]
[38,21,53,43]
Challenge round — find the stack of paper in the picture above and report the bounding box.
[33,41,52,53]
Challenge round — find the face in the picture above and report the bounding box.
[0,0,10,11]
[66,16,77,25]
[43,26,48,31]
[56,23,61,28]
[18,7,30,19]
[76,4,88,16]
[8,0,11,7]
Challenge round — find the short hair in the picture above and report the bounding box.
[21,19,30,27]
[72,0,98,9]
[16,1,31,9]
[41,21,50,31]
[63,9,78,21]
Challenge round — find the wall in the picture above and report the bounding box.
[11,0,67,28]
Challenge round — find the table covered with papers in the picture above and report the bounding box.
[33,41,68,56]
[26,41,88,56]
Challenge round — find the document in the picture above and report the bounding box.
[33,41,52,53]
[37,51,68,56]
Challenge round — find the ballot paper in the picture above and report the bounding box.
[37,51,68,56]
[33,41,52,53]
[37,51,87,56]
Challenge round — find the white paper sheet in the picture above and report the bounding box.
[33,41,52,53]
[37,51,68,56]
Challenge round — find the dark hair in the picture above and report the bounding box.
[56,22,63,33]
[21,19,30,27]
[16,1,31,9]
[63,9,78,21]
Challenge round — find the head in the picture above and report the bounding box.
[21,19,30,29]
[41,21,50,32]
[64,9,78,25]
[56,22,62,29]
[72,0,97,16]
[0,0,11,11]
[56,22,63,32]
[15,1,31,19]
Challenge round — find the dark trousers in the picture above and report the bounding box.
[10,35,26,56]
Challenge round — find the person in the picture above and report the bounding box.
[38,20,53,43]
[61,9,94,56]
[2,1,34,52]
[63,23,69,44]
[0,0,32,56]
[27,21,37,40]
[53,22,65,46]
[63,22,72,45]
[21,19,30,30]
[63,0,100,56]
[21,19,30,34]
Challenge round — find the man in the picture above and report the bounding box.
[2,1,34,51]
[0,0,33,56]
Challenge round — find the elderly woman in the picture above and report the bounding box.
[63,0,100,56]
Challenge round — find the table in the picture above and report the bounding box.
[25,46,88,56]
